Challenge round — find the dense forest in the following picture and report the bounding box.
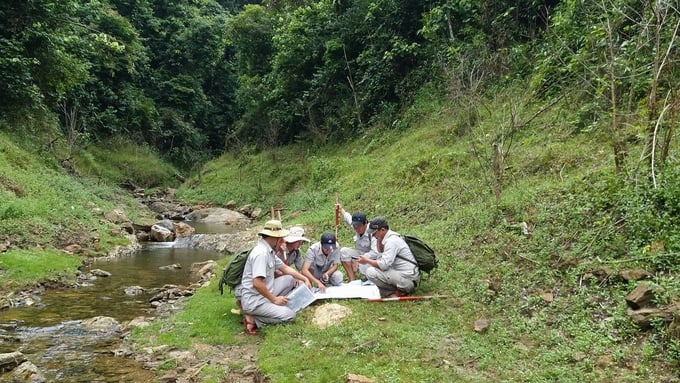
[2,2,680,380]
[3,0,676,172]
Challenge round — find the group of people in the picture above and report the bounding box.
[234,205,420,335]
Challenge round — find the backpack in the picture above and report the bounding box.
[218,248,251,295]
[398,235,438,274]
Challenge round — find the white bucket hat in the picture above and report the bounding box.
[284,225,310,243]
[258,220,289,238]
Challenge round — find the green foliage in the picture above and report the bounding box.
[617,163,680,271]
[161,79,680,380]
[3,0,680,380]
[75,136,179,188]
[0,0,87,114]
[0,131,161,273]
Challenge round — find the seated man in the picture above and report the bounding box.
[277,225,310,270]
[240,220,311,334]
[301,232,343,292]
[357,217,420,298]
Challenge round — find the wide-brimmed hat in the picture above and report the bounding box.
[258,220,289,238]
[284,225,310,243]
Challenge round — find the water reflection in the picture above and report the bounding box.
[0,245,225,327]
[1,319,156,382]
[0,222,234,382]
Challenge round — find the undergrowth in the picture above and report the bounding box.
[2,79,680,381]
[144,85,680,381]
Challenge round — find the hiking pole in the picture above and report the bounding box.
[366,295,448,302]
[334,193,340,238]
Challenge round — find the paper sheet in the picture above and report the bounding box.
[314,280,380,300]
[286,281,381,312]
[286,285,316,312]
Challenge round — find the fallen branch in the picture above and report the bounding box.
[189,361,209,380]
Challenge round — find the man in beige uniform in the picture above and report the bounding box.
[357,217,419,298]
[240,220,311,334]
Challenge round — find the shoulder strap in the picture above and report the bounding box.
[396,253,418,267]
[395,235,418,268]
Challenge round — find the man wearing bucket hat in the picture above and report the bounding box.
[240,220,312,334]
[357,217,419,298]
[276,225,311,271]
[301,232,343,292]
[335,204,377,281]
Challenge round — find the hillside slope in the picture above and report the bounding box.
[0,133,175,292]
[160,87,680,381]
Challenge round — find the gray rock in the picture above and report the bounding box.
[10,361,46,383]
[185,208,249,225]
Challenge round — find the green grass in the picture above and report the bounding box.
[4,82,680,381]
[0,249,83,288]
[75,136,180,188]
[151,83,680,382]
[0,132,163,293]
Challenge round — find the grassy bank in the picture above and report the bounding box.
[0,131,176,293]
[130,86,680,382]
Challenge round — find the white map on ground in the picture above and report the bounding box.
[286,280,380,312]
[286,284,316,312]
[314,280,380,300]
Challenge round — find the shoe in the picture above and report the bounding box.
[242,316,258,335]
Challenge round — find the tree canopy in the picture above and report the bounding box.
[0,1,677,172]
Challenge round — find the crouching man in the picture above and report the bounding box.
[357,217,419,298]
[301,232,344,292]
[240,220,311,334]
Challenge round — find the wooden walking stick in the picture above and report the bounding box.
[335,193,340,238]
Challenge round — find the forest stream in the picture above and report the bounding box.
[0,222,233,383]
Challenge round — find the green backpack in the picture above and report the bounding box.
[398,235,438,274]
[218,248,251,295]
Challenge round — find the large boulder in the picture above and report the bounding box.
[0,351,26,371]
[185,208,250,226]
[9,361,45,383]
[173,221,195,238]
[150,224,175,242]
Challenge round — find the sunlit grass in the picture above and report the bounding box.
[0,249,83,288]
[2,79,679,382]
[158,84,680,382]
[0,131,162,291]
[76,136,179,188]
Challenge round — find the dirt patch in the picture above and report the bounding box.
[133,341,266,383]
[124,295,268,383]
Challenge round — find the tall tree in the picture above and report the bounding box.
[0,0,88,120]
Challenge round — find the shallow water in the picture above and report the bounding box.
[0,244,224,328]
[0,223,233,382]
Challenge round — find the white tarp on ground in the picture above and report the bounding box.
[314,280,380,300]
[286,280,380,312]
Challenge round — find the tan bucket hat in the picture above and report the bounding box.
[258,220,289,238]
